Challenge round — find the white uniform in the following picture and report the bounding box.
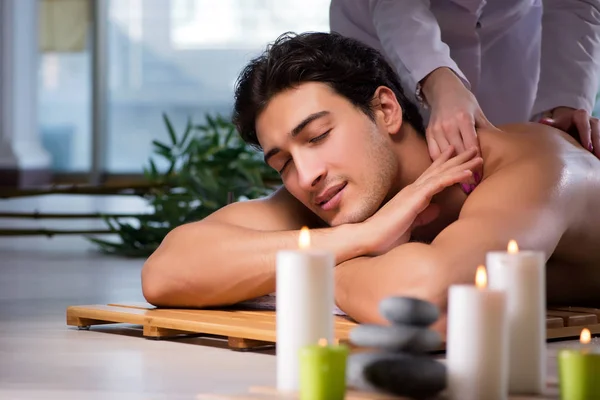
[329,0,600,125]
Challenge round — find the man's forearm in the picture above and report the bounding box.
[335,242,451,325]
[142,220,367,308]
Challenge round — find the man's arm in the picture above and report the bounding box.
[532,0,600,118]
[335,163,568,328]
[142,187,367,308]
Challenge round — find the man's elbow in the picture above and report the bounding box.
[141,255,171,307]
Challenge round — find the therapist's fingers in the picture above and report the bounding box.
[590,117,600,159]
[426,131,442,161]
[572,109,592,151]
[431,127,452,156]
[457,117,482,185]
[426,124,452,160]
[437,123,466,158]
[539,115,570,133]
[474,107,494,130]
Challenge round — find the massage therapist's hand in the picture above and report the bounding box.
[420,67,493,191]
[362,146,483,257]
[539,106,600,159]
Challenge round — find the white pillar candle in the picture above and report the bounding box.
[487,240,546,394]
[447,265,509,400]
[276,227,335,391]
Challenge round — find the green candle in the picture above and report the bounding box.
[558,329,600,400]
[299,339,349,400]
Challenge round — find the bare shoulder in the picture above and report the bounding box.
[202,186,325,231]
[427,157,569,280]
[462,157,565,218]
[472,122,597,219]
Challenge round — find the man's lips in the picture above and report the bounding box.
[315,182,347,210]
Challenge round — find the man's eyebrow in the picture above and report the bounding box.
[291,110,330,138]
[263,110,331,164]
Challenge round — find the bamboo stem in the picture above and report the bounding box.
[0,212,150,219]
[0,229,114,236]
[0,182,168,199]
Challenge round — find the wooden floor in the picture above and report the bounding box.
[0,194,590,399]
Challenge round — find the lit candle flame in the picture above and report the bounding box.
[475,265,487,289]
[508,240,519,254]
[581,328,591,344]
[318,338,328,347]
[299,226,310,249]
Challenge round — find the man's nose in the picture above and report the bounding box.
[296,154,326,191]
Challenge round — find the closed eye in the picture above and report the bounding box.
[278,129,331,174]
[278,159,291,174]
[309,129,331,143]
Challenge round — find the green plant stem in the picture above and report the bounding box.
[0,229,114,236]
[0,182,168,199]
[0,212,150,219]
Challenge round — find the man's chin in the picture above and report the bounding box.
[324,210,370,227]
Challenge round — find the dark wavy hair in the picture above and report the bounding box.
[232,31,425,149]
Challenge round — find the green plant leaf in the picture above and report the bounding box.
[163,113,178,145]
[180,116,194,149]
[88,111,282,258]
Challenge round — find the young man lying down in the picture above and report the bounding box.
[141,32,600,332]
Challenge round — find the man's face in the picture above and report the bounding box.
[256,82,399,226]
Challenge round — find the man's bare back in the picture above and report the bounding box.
[472,123,600,306]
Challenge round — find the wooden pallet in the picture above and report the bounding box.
[66,302,600,351]
[66,302,356,350]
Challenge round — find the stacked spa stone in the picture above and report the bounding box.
[347,297,446,399]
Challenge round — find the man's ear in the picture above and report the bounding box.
[371,86,403,136]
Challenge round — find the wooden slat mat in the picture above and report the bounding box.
[66,302,355,350]
[66,302,600,351]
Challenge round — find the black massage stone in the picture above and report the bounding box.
[379,296,440,327]
[346,352,447,399]
[349,323,442,353]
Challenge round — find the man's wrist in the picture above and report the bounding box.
[325,221,373,264]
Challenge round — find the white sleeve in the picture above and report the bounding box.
[368,0,470,94]
[531,0,600,118]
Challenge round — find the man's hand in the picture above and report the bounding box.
[420,68,494,192]
[361,146,483,256]
[539,106,600,159]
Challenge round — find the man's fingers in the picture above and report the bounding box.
[424,156,482,193]
[420,166,474,195]
[410,203,441,230]
[437,146,478,171]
